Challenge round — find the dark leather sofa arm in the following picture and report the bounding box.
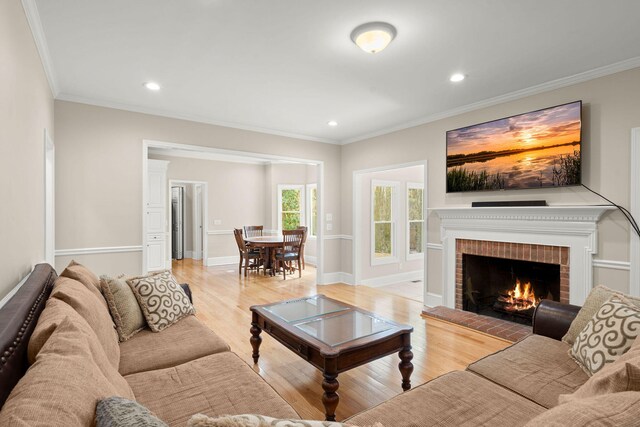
[180,283,193,304]
[532,299,581,341]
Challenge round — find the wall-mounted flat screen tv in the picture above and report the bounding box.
[446,100,582,193]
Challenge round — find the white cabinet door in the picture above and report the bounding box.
[147,239,166,271]
[147,160,169,208]
[146,208,164,234]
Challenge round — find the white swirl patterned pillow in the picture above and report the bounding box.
[127,270,195,332]
[570,295,640,376]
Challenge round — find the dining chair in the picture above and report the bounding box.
[233,228,264,277]
[244,225,263,238]
[274,229,304,279]
[296,226,308,270]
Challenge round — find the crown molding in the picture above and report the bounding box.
[342,56,640,145]
[55,93,340,145]
[21,0,59,97]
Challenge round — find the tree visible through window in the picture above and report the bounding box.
[373,183,394,259]
[407,184,424,257]
[278,185,305,231]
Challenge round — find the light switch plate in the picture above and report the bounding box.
[214,219,222,225]
[326,223,333,231]
[326,213,333,221]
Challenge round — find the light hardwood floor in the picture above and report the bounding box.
[171,259,510,421]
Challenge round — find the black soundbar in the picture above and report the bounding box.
[471,200,547,207]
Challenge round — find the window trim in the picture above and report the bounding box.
[306,183,318,238]
[371,179,399,266]
[277,184,305,231]
[406,182,425,261]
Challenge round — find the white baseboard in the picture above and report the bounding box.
[206,255,238,266]
[304,255,317,266]
[360,270,423,288]
[320,272,355,285]
[424,292,443,308]
[0,268,32,310]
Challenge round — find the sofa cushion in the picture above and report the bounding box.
[524,391,640,427]
[0,316,134,426]
[51,276,120,369]
[561,336,640,403]
[125,352,299,427]
[96,397,168,427]
[562,285,640,345]
[346,371,545,427]
[101,275,146,342]
[570,295,640,375]
[60,260,107,308]
[127,270,195,332]
[118,315,230,376]
[467,334,589,408]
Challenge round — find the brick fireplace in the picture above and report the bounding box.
[456,239,569,325]
[432,206,614,309]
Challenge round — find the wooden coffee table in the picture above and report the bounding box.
[250,295,414,421]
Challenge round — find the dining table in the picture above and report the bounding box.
[244,235,283,276]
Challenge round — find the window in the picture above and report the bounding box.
[407,183,424,260]
[371,180,397,264]
[306,184,317,237]
[278,185,305,230]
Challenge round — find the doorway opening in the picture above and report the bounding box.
[170,181,206,264]
[352,161,428,303]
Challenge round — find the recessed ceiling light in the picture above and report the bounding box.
[350,22,397,54]
[450,73,465,83]
[144,81,161,91]
[327,120,338,127]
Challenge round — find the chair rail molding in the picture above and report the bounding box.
[432,205,616,308]
[55,245,143,256]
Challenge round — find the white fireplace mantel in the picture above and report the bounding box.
[431,205,616,308]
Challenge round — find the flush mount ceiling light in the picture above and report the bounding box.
[327,120,338,127]
[144,81,161,91]
[449,73,466,83]
[350,22,397,54]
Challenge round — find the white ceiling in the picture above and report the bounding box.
[32,0,640,144]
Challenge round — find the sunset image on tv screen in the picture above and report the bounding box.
[446,101,581,192]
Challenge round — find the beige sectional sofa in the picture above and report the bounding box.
[1,263,638,426]
[0,264,299,426]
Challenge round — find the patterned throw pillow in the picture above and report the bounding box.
[187,413,383,427]
[570,295,640,376]
[101,275,147,341]
[127,271,195,332]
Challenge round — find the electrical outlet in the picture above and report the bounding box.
[326,223,333,231]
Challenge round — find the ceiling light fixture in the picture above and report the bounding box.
[327,120,338,127]
[350,22,397,54]
[449,73,465,83]
[144,81,161,91]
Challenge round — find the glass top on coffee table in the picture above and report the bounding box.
[262,295,396,347]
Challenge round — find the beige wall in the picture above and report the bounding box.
[341,68,640,295]
[55,101,342,276]
[0,1,55,299]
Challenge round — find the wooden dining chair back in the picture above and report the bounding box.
[275,229,304,279]
[296,226,308,270]
[234,228,263,277]
[244,225,263,238]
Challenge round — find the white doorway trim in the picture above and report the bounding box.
[141,139,325,284]
[168,180,208,264]
[44,129,55,265]
[352,160,428,302]
[630,127,640,296]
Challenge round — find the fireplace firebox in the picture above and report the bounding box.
[462,254,560,325]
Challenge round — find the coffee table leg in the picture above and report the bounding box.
[250,316,262,363]
[322,372,339,421]
[399,342,414,391]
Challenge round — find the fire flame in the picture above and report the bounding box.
[500,279,540,311]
